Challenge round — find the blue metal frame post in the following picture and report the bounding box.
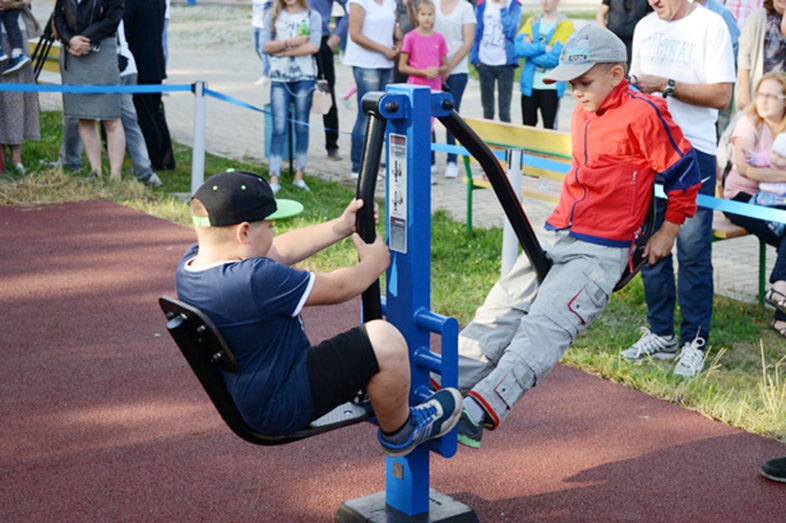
[336,85,475,522]
[383,84,436,516]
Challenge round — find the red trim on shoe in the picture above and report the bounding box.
[467,390,500,430]
[429,376,442,390]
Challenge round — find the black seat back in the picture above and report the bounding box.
[614,189,658,292]
[159,296,371,446]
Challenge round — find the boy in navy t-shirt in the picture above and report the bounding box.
[175,170,462,457]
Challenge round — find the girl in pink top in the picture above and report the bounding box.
[399,0,448,92]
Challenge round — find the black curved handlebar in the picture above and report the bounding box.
[355,92,386,321]
[437,110,553,283]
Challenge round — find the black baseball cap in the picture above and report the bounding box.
[191,170,303,227]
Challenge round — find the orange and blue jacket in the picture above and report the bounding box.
[545,80,701,247]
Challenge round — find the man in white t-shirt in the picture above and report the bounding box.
[623,0,735,378]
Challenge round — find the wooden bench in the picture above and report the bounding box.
[457,116,768,304]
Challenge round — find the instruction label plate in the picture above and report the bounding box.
[388,133,407,254]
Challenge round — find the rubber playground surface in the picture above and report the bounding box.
[1,200,784,522]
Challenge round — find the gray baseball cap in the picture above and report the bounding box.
[543,25,627,83]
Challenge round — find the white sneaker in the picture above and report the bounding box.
[144,172,163,187]
[350,170,359,180]
[620,327,679,361]
[270,181,281,194]
[254,75,270,87]
[673,337,706,377]
[431,164,438,175]
[293,178,310,192]
[444,162,458,178]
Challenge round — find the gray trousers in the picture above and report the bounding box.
[458,232,628,427]
[59,74,154,182]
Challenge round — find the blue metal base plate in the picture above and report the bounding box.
[335,488,477,523]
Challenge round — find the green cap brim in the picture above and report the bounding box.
[267,198,304,220]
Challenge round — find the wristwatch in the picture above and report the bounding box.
[662,78,676,98]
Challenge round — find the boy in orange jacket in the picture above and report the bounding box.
[455,25,701,449]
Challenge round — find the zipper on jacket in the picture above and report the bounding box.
[568,118,591,226]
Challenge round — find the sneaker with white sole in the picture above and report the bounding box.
[2,54,30,75]
[378,388,463,457]
[444,162,458,178]
[293,178,310,191]
[673,337,706,377]
[0,52,8,63]
[144,172,163,187]
[270,181,281,194]
[620,327,679,361]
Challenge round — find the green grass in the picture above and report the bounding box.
[4,110,785,443]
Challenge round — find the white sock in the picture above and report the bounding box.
[11,48,22,59]
[462,396,485,424]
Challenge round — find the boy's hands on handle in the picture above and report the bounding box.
[335,198,379,237]
[352,233,390,273]
[644,221,680,265]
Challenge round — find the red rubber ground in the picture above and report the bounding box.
[1,201,783,522]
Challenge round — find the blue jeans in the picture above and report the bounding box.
[121,74,155,182]
[351,66,392,172]
[642,149,715,344]
[269,79,314,175]
[444,73,468,164]
[477,64,514,123]
[252,27,270,76]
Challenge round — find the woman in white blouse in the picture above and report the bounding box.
[343,0,398,174]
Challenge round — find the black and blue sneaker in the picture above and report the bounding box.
[456,409,484,449]
[378,388,462,457]
[2,55,30,75]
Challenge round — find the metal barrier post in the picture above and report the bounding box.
[191,81,207,195]
[501,149,522,276]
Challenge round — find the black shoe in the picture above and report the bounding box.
[760,456,786,482]
[456,409,483,449]
[327,149,342,161]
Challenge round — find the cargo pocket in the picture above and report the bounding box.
[493,364,535,411]
[566,277,609,328]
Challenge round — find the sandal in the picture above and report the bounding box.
[764,287,786,314]
[771,320,786,339]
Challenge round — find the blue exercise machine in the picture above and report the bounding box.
[337,84,552,521]
[158,84,550,521]
[159,83,649,521]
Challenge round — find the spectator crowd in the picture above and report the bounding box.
[0,0,784,353]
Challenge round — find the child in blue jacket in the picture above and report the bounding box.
[514,0,572,129]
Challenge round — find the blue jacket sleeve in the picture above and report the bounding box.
[531,42,562,68]
[470,3,483,65]
[501,2,522,40]
[515,34,545,58]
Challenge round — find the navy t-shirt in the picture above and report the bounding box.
[175,244,316,434]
